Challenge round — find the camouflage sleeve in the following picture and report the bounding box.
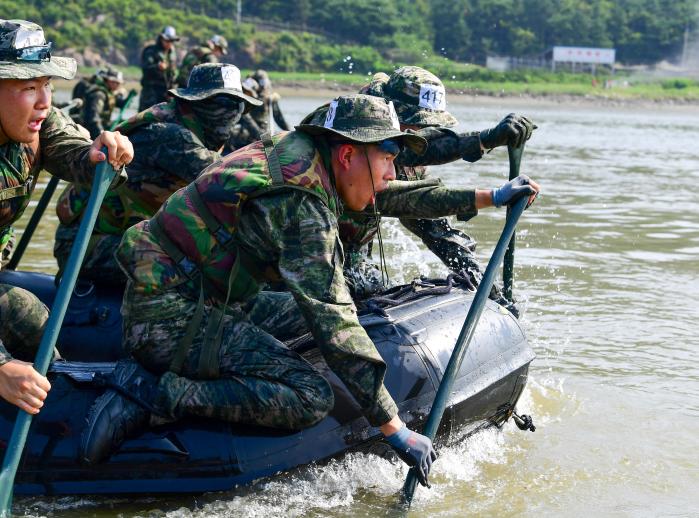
[271,96,290,131]
[375,179,478,221]
[241,114,263,141]
[82,90,106,139]
[237,191,399,426]
[399,217,484,275]
[0,340,11,367]
[39,107,94,184]
[398,126,483,166]
[131,124,219,183]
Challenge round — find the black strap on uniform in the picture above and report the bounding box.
[261,132,284,186]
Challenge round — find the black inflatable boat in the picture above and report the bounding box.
[0,270,534,496]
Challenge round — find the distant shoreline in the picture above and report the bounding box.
[273,79,699,110]
[58,76,699,111]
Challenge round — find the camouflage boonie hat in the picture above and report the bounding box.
[209,34,228,54]
[296,94,427,154]
[0,20,76,80]
[381,66,457,128]
[169,63,262,112]
[99,65,124,83]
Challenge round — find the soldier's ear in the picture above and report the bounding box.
[332,142,357,171]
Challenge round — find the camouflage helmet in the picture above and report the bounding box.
[378,66,457,128]
[0,19,76,80]
[296,94,427,154]
[99,65,124,84]
[169,63,262,112]
[209,34,228,54]
[160,26,179,42]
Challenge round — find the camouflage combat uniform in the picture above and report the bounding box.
[138,39,177,111]
[79,75,131,138]
[90,96,427,444]
[232,70,289,147]
[54,64,259,283]
[176,45,217,88]
[54,100,220,283]
[0,107,97,366]
[337,67,518,299]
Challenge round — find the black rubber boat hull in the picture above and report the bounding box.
[0,270,534,495]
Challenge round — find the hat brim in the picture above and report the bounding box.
[393,100,457,128]
[295,124,427,155]
[0,56,76,80]
[168,87,262,112]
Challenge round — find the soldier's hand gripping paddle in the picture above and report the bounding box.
[400,144,528,508]
[0,153,117,517]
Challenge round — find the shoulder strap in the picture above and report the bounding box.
[185,183,236,251]
[261,132,283,186]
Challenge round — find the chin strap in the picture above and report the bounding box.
[363,146,390,288]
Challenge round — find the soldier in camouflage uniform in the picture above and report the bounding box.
[54,63,261,284]
[244,70,289,138]
[138,26,179,111]
[340,66,535,308]
[78,66,136,138]
[176,35,228,88]
[80,94,453,485]
[0,20,134,413]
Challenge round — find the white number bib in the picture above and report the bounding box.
[418,84,446,111]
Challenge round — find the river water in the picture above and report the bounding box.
[13,92,699,517]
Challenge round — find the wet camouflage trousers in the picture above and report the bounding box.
[53,224,125,284]
[122,283,333,430]
[0,283,52,365]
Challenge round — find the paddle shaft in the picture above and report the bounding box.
[109,89,137,130]
[503,143,524,301]
[0,157,115,517]
[401,195,528,507]
[5,176,60,271]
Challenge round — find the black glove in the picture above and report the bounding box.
[385,425,437,487]
[491,174,536,208]
[479,113,536,149]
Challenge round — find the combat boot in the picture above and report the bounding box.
[80,359,161,465]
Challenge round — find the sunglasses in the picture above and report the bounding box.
[0,43,52,63]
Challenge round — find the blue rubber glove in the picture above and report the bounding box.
[385,424,437,487]
[491,174,536,208]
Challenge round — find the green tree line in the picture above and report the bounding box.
[3,0,697,73]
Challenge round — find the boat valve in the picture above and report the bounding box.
[512,411,536,432]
